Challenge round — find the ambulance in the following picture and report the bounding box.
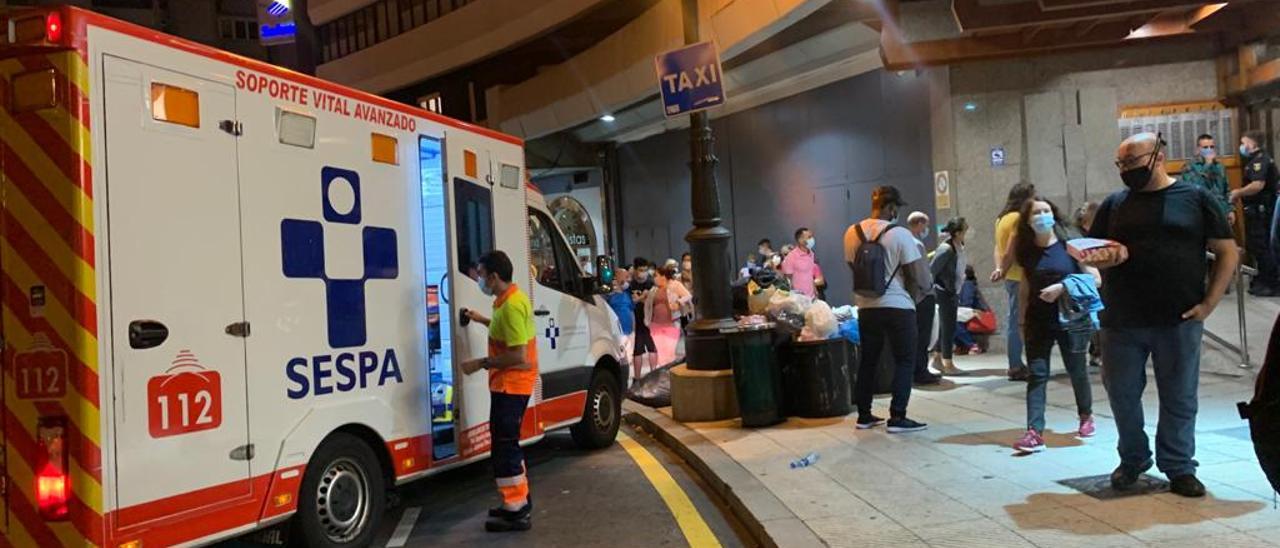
[0,6,629,547]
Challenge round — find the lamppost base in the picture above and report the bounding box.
[684,318,736,371]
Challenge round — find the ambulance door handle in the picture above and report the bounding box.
[534,309,551,317]
[128,320,169,349]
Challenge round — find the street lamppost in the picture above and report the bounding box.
[680,0,735,371]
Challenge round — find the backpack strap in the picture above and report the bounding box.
[854,223,869,244]
[872,222,900,243]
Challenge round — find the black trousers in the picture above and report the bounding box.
[1246,204,1278,287]
[856,308,917,418]
[933,291,958,359]
[490,392,530,480]
[914,294,936,378]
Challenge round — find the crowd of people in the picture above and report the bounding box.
[598,130,1274,501]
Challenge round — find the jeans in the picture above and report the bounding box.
[1005,281,1025,369]
[1025,327,1093,433]
[856,307,918,418]
[1101,321,1204,477]
[954,322,977,349]
[915,294,936,379]
[934,291,958,359]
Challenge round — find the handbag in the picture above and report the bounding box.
[966,309,998,334]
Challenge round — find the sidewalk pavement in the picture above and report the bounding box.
[626,350,1277,548]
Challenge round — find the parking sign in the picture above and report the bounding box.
[655,42,726,118]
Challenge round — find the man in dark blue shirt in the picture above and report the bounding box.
[1084,133,1238,498]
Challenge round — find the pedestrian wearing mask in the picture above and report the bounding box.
[1183,134,1234,225]
[782,227,824,298]
[845,185,933,433]
[991,182,1037,381]
[930,218,968,376]
[1235,130,1280,296]
[630,258,659,378]
[1083,132,1237,497]
[646,264,692,366]
[1010,198,1100,454]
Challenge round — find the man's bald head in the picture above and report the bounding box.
[1117,132,1161,161]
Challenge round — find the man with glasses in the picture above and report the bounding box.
[1083,133,1237,498]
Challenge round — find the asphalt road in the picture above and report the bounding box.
[220,425,746,547]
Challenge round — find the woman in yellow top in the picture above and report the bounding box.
[990,182,1036,381]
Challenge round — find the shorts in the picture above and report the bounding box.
[634,325,657,356]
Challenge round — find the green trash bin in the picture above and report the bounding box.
[722,323,784,427]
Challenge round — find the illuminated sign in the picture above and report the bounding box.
[257,0,296,46]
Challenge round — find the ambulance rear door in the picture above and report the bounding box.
[102,56,252,527]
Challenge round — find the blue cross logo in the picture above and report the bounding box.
[545,319,560,350]
[281,167,398,348]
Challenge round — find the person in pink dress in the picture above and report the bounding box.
[646,264,692,366]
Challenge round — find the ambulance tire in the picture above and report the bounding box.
[571,369,622,449]
[291,433,386,548]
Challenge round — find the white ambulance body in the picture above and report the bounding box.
[0,7,626,547]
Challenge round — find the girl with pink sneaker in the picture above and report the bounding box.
[1010,197,1101,453]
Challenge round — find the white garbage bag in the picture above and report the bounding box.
[804,300,838,339]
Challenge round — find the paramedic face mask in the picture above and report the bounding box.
[476,271,495,297]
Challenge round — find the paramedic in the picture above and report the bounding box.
[461,250,538,532]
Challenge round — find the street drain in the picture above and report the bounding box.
[1057,474,1168,500]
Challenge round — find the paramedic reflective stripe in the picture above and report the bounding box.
[1,50,103,547]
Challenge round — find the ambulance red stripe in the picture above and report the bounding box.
[1,208,96,336]
[0,138,96,271]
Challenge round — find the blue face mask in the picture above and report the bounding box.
[1031,213,1055,234]
[805,237,815,249]
[1241,144,1252,157]
[1201,147,1214,158]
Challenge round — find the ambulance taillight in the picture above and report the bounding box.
[36,417,70,521]
[45,12,62,43]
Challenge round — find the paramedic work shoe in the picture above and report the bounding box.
[856,414,886,430]
[1169,474,1206,498]
[1110,460,1154,490]
[1078,416,1096,438]
[484,504,532,532]
[489,496,532,518]
[1013,429,1045,453]
[886,417,928,433]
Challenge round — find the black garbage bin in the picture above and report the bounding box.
[781,339,853,418]
[722,323,784,427]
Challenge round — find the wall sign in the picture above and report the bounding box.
[934,171,951,210]
[990,147,1006,167]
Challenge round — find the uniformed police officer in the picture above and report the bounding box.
[1234,130,1280,296]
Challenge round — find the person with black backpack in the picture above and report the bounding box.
[843,185,934,433]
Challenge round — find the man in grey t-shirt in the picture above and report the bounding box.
[844,185,933,433]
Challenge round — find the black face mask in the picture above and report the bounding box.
[1120,142,1162,191]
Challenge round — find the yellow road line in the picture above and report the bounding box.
[617,430,722,548]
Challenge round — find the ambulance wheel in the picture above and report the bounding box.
[571,369,621,449]
[292,433,385,548]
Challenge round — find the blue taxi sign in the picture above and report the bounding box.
[655,42,726,118]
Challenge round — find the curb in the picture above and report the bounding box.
[622,402,827,548]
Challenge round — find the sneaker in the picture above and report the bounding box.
[968,345,983,355]
[1013,429,1045,453]
[484,503,532,532]
[856,414,886,430]
[886,417,928,433]
[1078,416,1096,438]
[1169,474,1206,498]
[1110,460,1154,490]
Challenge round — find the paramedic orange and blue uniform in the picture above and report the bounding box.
[487,283,538,510]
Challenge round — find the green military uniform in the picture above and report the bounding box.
[1182,156,1232,216]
